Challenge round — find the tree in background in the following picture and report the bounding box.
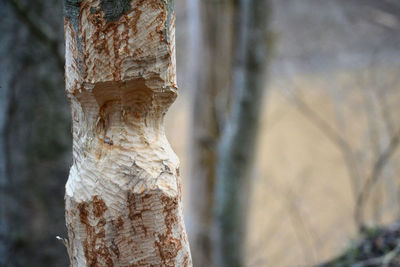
[63,0,192,265]
[187,0,234,265]
[215,0,270,266]
[188,0,271,266]
[0,0,69,266]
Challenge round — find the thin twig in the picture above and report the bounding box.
[286,187,318,266]
[353,241,400,267]
[355,127,400,231]
[284,89,362,201]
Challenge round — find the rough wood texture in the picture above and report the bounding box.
[64,1,192,266]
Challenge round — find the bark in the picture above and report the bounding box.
[214,0,271,266]
[0,6,11,259]
[64,1,192,266]
[187,0,234,266]
[0,1,69,266]
[0,23,10,265]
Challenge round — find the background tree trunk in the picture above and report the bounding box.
[0,1,70,266]
[64,0,192,266]
[187,0,235,266]
[214,0,271,266]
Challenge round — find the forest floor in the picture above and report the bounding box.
[319,223,400,267]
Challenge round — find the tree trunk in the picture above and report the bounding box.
[214,0,271,266]
[0,28,9,265]
[64,1,192,266]
[187,0,234,266]
[0,1,69,266]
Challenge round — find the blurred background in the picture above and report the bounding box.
[1,0,400,266]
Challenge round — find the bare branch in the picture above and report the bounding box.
[347,241,400,267]
[283,88,362,200]
[359,83,381,161]
[375,88,396,138]
[355,127,400,231]
[286,187,318,266]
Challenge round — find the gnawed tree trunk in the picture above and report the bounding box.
[214,0,271,266]
[64,1,192,266]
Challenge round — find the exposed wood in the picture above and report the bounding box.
[64,1,192,266]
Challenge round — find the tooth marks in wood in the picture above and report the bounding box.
[64,1,192,265]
